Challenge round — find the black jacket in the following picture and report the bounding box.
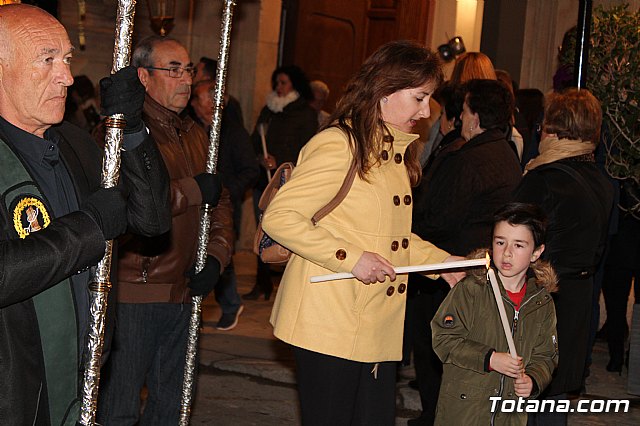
[412,128,522,255]
[0,121,170,425]
[251,97,318,190]
[513,157,614,394]
[217,112,260,232]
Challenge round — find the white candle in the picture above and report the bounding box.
[487,267,518,359]
[309,258,487,283]
[259,123,271,180]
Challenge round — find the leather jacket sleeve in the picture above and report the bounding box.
[167,176,234,270]
[0,211,105,307]
[120,134,172,236]
[206,187,234,268]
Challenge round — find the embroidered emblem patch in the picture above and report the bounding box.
[443,314,455,328]
[12,197,50,239]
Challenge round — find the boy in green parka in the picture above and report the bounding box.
[432,202,559,425]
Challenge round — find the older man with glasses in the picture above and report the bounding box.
[97,36,234,425]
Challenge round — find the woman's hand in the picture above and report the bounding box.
[440,255,467,287]
[259,154,277,170]
[351,251,396,284]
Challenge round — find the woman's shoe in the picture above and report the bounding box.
[606,358,623,375]
[242,285,272,301]
[242,286,262,300]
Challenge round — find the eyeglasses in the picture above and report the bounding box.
[145,66,195,78]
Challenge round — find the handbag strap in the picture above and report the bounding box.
[311,159,358,225]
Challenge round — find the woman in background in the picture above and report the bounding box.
[245,65,318,301]
[514,88,614,426]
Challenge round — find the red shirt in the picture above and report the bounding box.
[506,283,527,311]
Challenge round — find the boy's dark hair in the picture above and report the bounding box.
[493,202,547,247]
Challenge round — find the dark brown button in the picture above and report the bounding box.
[394,153,402,164]
[393,195,400,206]
[383,135,394,143]
[381,150,389,161]
[402,238,409,249]
[398,283,406,294]
[404,195,412,205]
[391,241,399,251]
[335,249,347,260]
[386,286,395,296]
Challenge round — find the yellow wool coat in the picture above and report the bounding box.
[262,126,450,362]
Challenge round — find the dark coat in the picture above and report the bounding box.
[513,157,614,394]
[251,97,318,190]
[412,128,522,255]
[432,260,559,426]
[217,111,260,232]
[0,121,170,425]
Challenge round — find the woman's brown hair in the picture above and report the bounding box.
[543,88,602,143]
[449,52,497,84]
[328,40,443,186]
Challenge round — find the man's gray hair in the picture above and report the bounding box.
[132,35,180,69]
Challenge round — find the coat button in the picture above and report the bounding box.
[394,153,402,164]
[393,195,400,206]
[391,241,399,251]
[402,238,409,249]
[335,249,347,260]
[386,286,395,296]
[404,195,412,205]
[460,394,467,400]
[381,150,389,161]
[398,283,406,293]
[383,135,394,143]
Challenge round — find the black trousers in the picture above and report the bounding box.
[602,266,640,362]
[293,346,396,426]
[406,275,449,424]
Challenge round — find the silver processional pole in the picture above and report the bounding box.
[78,0,137,424]
[179,1,238,424]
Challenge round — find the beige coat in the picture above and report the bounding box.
[262,126,449,362]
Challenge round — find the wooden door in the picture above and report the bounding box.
[282,0,435,110]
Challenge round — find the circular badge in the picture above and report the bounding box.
[12,197,51,239]
[443,313,456,328]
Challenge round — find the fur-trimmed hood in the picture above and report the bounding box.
[466,248,558,293]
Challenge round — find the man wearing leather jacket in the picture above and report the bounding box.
[97,36,234,425]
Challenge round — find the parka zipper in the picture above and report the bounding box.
[491,287,546,425]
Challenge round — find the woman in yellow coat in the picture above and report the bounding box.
[262,40,463,425]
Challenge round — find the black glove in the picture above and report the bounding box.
[81,187,128,240]
[194,172,222,206]
[100,66,145,134]
[186,255,221,297]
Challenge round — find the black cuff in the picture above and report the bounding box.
[530,375,539,396]
[484,349,495,372]
[122,124,147,151]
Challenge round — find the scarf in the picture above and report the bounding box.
[266,90,300,113]
[524,135,596,174]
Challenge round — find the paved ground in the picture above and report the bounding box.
[190,250,640,425]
